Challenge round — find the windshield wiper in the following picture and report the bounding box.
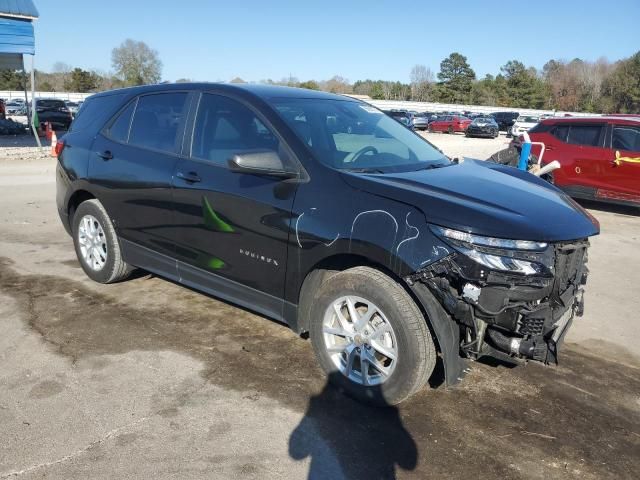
[417,162,452,171]
[345,168,386,174]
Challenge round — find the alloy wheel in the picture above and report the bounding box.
[322,295,398,386]
[77,214,108,271]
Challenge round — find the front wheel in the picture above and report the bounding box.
[309,267,436,405]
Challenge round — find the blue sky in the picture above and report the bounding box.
[33,0,639,82]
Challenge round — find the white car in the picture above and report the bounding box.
[510,115,540,137]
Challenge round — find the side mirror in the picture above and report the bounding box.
[228,150,298,179]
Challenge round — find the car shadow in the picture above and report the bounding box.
[289,372,417,480]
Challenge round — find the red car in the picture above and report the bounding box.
[525,116,640,207]
[428,115,471,134]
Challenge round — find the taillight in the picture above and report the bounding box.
[55,139,65,157]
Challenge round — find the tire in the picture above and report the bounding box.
[447,126,453,134]
[309,266,436,405]
[72,199,132,284]
[428,125,434,133]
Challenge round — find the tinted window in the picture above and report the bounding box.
[552,125,570,142]
[567,125,603,147]
[37,99,65,109]
[612,125,640,152]
[70,94,127,133]
[106,101,135,143]
[129,93,188,154]
[191,94,279,164]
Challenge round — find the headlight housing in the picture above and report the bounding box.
[430,225,550,276]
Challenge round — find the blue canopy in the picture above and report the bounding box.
[0,0,39,20]
[0,17,34,54]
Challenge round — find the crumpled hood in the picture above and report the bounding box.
[341,159,599,242]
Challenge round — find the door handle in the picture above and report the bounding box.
[176,171,201,183]
[97,150,113,160]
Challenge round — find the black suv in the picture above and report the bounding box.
[33,98,73,130]
[491,111,519,132]
[56,84,598,405]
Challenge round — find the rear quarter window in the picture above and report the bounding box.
[70,94,128,133]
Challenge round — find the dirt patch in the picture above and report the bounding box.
[0,257,638,479]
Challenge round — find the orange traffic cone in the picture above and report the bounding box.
[50,131,58,157]
[45,122,52,141]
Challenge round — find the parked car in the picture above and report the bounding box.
[5,100,26,115]
[32,98,73,130]
[383,109,415,130]
[0,98,5,120]
[465,116,499,138]
[491,111,519,132]
[428,114,471,133]
[411,112,430,130]
[56,83,599,405]
[510,115,540,137]
[65,101,81,117]
[521,116,640,207]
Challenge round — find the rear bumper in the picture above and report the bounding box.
[56,162,72,235]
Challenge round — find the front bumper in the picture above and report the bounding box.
[408,239,589,366]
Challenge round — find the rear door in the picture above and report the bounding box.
[563,123,608,190]
[89,91,191,260]
[169,92,299,319]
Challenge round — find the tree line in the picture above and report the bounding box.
[1,39,637,114]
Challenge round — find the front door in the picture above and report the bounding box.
[608,123,640,199]
[170,93,298,319]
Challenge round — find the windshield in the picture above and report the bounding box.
[473,117,494,123]
[271,98,448,173]
[517,116,539,123]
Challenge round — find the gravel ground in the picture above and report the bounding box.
[0,133,639,479]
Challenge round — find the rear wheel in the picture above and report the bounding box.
[447,126,454,134]
[72,199,132,283]
[309,266,436,405]
[428,124,434,133]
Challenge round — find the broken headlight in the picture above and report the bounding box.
[430,225,551,276]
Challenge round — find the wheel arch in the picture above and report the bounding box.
[294,253,448,372]
[67,189,96,220]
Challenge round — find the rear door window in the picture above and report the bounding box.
[612,124,640,152]
[128,92,188,154]
[567,124,603,147]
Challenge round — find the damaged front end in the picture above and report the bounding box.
[408,226,590,369]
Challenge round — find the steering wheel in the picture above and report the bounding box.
[344,146,379,165]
